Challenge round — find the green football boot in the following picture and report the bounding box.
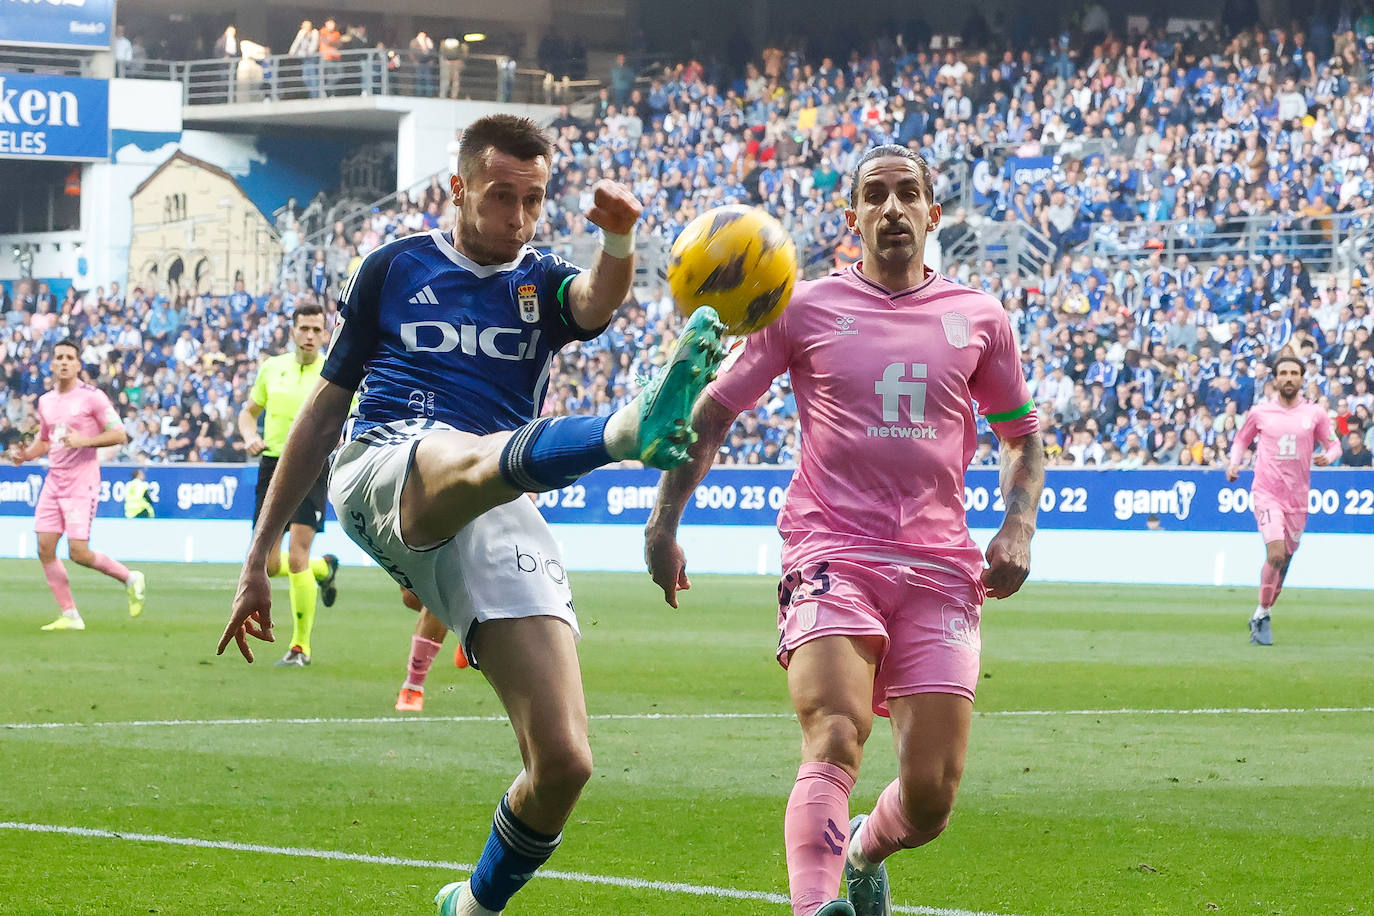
[635,306,727,469]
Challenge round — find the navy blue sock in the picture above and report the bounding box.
[468,794,562,911]
[498,416,611,492]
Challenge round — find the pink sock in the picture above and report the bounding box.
[861,778,943,863]
[784,762,854,916]
[406,636,443,688]
[42,559,76,612]
[90,552,131,584]
[1259,563,1282,610]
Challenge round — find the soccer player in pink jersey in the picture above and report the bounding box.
[8,340,146,630]
[647,146,1045,916]
[1226,355,1340,646]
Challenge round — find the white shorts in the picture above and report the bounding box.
[328,418,578,667]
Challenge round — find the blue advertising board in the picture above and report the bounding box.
[1,466,1372,534]
[0,72,109,161]
[0,0,115,49]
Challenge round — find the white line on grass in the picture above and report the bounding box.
[0,821,1022,916]
[5,707,1374,731]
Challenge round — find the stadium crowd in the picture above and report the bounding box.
[5,10,1374,469]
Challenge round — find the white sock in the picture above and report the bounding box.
[63,608,82,621]
[1252,605,1269,621]
[402,681,424,692]
[602,403,639,460]
[455,881,499,915]
[845,817,880,875]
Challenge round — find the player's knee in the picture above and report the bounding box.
[38,545,58,563]
[527,738,594,799]
[802,712,871,770]
[68,544,96,567]
[898,764,962,838]
[400,587,423,611]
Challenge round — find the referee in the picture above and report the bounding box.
[237,301,339,667]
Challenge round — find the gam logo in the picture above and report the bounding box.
[176,476,240,511]
[1113,480,1197,521]
[0,474,46,508]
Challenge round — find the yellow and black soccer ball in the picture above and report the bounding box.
[666,205,797,335]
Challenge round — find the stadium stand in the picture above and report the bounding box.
[4,15,1374,470]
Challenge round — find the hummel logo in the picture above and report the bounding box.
[408,285,438,305]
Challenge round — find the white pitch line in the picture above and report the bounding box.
[5,707,1374,731]
[0,821,1024,916]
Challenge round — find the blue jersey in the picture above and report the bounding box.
[323,229,596,439]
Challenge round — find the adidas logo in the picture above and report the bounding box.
[407,285,438,305]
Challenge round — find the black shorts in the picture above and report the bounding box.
[253,455,329,534]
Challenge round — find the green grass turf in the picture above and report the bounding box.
[0,559,1371,915]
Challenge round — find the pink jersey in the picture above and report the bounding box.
[708,265,1039,585]
[1229,398,1341,509]
[38,384,120,497]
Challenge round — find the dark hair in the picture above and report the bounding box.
[52,339,81,358]
[458,114,553,180]
[292,301,325,325]
[1274,354,1305,374]
[849,144,935,207]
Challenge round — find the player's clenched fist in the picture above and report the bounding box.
[584,179,642,235]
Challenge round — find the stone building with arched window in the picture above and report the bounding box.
[128,151,281,298]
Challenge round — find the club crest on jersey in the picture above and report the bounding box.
[517,284,540,324]
[942,312,970,349]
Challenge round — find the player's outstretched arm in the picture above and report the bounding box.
[645,393,738,608]
[983,431,1045,600]
[565,180,643,330]
[218,378,354,662]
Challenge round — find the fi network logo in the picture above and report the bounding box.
[869,362,938,439]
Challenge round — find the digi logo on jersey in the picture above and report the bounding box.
[400,321,543,361]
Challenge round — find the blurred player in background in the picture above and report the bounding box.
[9,339,145,630]
[124,468,154,518]
[218,114,724,915]
[647,146,1044,916]
[237,301,341,667]
[395,586,469,712]
[1226,355,1341,645]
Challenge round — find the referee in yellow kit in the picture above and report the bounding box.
[236,301,340,667]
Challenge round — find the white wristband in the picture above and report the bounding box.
[601,228,635,259]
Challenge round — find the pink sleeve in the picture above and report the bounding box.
[89,390,121,430]
[1230,410,1258,467]
[705,312,792,415]
[1315,410,1341,463]
[38,402,52,443]
[971,311,1039,438]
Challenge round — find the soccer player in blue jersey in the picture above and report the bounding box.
[217,114,725,915]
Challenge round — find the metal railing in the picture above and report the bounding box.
[1080,212,1374,275]
[946,221,1057,279]
[116,49,600,107]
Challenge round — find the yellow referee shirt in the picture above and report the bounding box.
[249,352,324,458]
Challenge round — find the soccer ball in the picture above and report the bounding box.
[667,205,797,335]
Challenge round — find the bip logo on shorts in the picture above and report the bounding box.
[514,543,566,585]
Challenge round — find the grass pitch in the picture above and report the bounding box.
[0,559,1371,915]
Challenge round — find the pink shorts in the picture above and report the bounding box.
[35,486,99,541]
[1253,500,1306,553]
[776,558,984,716]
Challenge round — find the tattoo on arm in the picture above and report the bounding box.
[648,395,736,532]
[1000,432,1046,524]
